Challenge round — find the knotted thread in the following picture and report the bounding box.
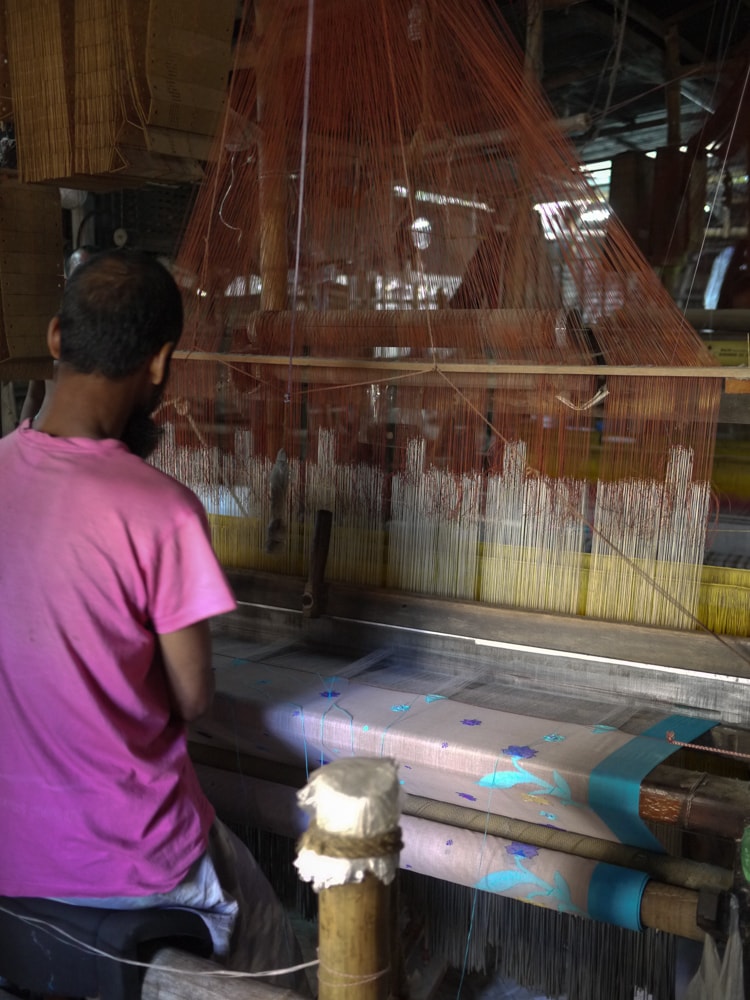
[298,823,403,859]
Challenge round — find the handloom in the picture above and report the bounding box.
[145,0,750,996]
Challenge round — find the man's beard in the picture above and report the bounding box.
[121,408,163,459]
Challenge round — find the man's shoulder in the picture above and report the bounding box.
[118,454,203,512]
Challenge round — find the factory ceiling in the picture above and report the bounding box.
[492,0,750,164]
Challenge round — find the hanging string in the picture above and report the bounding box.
[0,904,318,980]
[218,153,243,236]
[286,0,316,410]
[666,731,750,761]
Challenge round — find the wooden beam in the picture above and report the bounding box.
[665,24,682,147]
[0,357,54,381]
[525,0,544,85]
[173,349,742,381]
[0,381,16,435]
[605,0,705,65]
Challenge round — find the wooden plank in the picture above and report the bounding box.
[2,293,64,317]
[0,229,64,254]
[5,314,56,340]
[0,251,64,276]
[173,349,739,380]
[144,125,214,160]
[217,570,750,726]
[725,377,750,395]
[0,356,53,379]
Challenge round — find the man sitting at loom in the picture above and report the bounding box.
[0,249,304,987]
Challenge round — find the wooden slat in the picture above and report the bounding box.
[172,349,742,381]
[0,251,64,276]
[0,356,54,379]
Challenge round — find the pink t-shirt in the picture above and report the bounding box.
[0,422,237,897]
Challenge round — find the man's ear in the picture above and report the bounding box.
[47,316,62,360]
[149,342,174,386]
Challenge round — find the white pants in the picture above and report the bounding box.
[55,819,309,993]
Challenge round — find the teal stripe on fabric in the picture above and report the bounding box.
[588,863,649,931]
[589,715,715,851]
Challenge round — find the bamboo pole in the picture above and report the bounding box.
[317,877,392,999]
[295,758,403,1000]
[189,745,737,894]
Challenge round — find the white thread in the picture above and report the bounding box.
[286,0,316,403]
[0,904,318,980]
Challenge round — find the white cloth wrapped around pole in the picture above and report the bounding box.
[294,757,402,891]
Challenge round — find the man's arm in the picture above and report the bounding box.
[157,620,215,722]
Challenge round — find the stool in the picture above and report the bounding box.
[0,896,214,999]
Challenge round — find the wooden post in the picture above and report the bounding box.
[302,508,333,617]
[255,0,289,313]
[524,0,543,86]
[661,24,684,295]
[664,25,682,149]
[1,381,17,435]
[295,758,403,1000]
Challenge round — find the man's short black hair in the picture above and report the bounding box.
[58,249,183,378]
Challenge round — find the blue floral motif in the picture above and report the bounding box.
[462,719,482,726]
[425,694,446,703]
[592,724,616,734]
[320,690,340,699]
[476,857,585,916]
[362,725,370,732]
[502,745,537,759]
[392,704,411,713]
[441,742,449,749]
[458,792,477,801]
[506,842,539,859]
[446,839,453,846]
[543,733,565,743]
[291,710,301,718]
[477,758,577,808]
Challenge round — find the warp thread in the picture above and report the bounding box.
[297,824,403,859]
